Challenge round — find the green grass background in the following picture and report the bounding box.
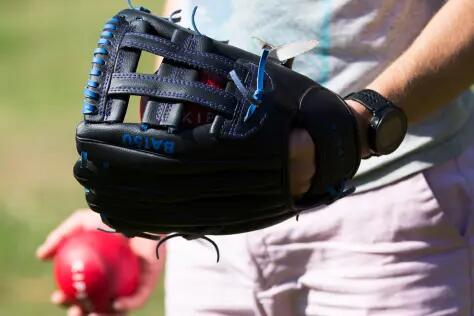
[0,1,165,315]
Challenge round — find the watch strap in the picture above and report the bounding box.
[344,89,407,157]
[345,89,396,113]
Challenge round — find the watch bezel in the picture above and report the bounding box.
[369,107,407,155]
[345,89,407,157]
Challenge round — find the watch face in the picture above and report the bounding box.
[375,109,407,155]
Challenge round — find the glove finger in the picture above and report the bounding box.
[86,188,288,221]
[99,208,294,235]
[75,164,281,202]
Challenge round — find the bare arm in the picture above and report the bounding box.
[369,0,474,121]
[349,0,474,153]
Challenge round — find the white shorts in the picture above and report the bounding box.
[165,145,474,316]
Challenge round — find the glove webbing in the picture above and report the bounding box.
[82,12,242,128]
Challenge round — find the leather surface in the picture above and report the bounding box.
[74,8,361,236]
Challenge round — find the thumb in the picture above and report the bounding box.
[36,213,86,260]
[113,287,153,312]
[51,290,70,306]
[36,229,66,260]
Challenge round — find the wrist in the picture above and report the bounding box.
[345,99,371,158]
[345,89,408,158]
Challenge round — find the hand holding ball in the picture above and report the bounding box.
[53,230,140,313]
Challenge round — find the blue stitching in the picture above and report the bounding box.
[230,98,246,136]
[124,41,227,74]
[103,24,117,31]
[126,32,179,49]
[87,80,99,88]
[120,39,230,76]
[111,73,235,99]
[232,68,259,136]
[84,89,99,99]
[92,57,105,65]
[88,17,126,119]
[98,38,111,45]
[94,48,108,55]
[108,87,233,115]
[227,66,253,137]
[162,105,173,125]
[226,63,268,138]
[89,68,101,76]
[83,102,97,114]
[182,48,234,66]
[107,17,119,24]
[101,31,114,39]
[154,102,166,123]
[104,28,127,118]
[109,87,231,113]
[124,32,235,65]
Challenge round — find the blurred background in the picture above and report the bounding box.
[0,0,164,315]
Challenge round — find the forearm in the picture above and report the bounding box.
[346,0,474,156]
[366,0,474,122]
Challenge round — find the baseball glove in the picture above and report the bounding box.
[73,7,361,241]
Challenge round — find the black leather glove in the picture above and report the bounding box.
[74,8,360,238]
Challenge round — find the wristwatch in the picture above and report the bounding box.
[345,89,407,157]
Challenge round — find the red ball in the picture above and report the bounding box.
[53,230,140,313]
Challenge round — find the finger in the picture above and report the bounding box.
[289,129,315,197]
[290,163,314,197]
[50,290,71,307]
[36,213,85,260]
[289,129,314,159]
[113,259,158,311]
[67,305,84,316]
[113,285,153,311]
